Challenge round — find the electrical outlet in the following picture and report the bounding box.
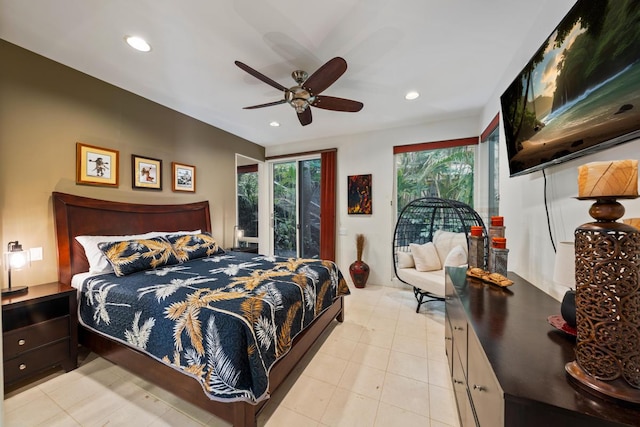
[30,247,43,261]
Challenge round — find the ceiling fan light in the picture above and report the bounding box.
[405,91,420,100]
[291,98,308,113]
[125,35,151,52]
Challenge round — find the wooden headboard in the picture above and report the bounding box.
[52,192,212,285]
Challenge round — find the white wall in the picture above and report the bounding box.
[481,0,640,300]
[267,0,640,302]
[266,117,479,287]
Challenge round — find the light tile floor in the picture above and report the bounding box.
[3,284,460,427]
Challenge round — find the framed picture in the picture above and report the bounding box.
[76,142,119,187]
[132,154,162,190]
[172,162,196,192]
[348,174,372,215]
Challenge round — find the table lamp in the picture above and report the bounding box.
[2,240,30,296]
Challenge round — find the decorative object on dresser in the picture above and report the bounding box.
[349,233,369,288]
[2,240,30,296]
[445,267,640,426]
[76,142,119,187]
[2,282,78,391]
[132,154,162,190]
[623,217,640,230]
[566,159,640,403]
[171,162,196,192]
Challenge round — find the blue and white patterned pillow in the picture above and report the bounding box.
[166,232,223,262]
[98,236,180,277]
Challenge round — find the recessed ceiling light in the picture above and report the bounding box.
[270,121,280,127]
[405,91,420,100]
[125,35,151,52]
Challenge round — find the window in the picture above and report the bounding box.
[395,139,476,215]
[481,114,500,219]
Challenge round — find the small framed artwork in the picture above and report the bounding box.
[348,174,372,215]
[132,155,162,190]
[76,142,119,187]
[172,162,196,192]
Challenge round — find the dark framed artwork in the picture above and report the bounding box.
[76,142,119,187]
[172,162,196,192]
[348,174,372,215]
[132,155,162,190]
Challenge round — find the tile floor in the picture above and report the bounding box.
[3,284,460,427]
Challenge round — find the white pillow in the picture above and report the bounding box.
[433,230,468,264]
[444,245,468,267]
[76,230,201,274]
[397,251,415,269]
[409,242,442,272]
[76,232,158,274]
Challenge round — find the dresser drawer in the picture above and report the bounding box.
[3,339,70,384]
[3,315,70,359]
[468,331,503,427]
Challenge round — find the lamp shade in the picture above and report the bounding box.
[553,241,575,288]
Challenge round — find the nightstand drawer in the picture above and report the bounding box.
[3,339,70,384]
[3,315,70,359]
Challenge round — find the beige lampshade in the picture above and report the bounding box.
[553,241,575,288]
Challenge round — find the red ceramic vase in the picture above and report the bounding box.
[349,260,370,288]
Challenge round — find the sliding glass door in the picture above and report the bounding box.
[272,158,320,258]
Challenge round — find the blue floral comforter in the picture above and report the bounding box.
[78,251,350,403]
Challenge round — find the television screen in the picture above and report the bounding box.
[500,0,640,177]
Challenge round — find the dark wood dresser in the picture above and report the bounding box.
[445,267,640,427]
[2,282,78,390]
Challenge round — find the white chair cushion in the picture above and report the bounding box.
[397,268,445,296]
[444,244,467,267]
[397,251,415,269]
[410,242,441,272]
[433,230,468,264]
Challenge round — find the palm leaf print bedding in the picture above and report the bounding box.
[78,251,350,403]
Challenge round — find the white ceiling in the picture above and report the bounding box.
[0,0,571,147]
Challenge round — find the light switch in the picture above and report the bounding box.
[30,247,43,261]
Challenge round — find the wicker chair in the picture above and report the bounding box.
[392,197,487,312]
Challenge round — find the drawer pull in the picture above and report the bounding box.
[19,363,27,371]
[453,379,464,385]
[473,384,486,392]
[18,339,26,346]
[445,337,452,341]
[454,326,464,331]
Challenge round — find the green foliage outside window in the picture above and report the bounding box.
[396,146,474,215]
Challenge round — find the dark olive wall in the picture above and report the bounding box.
[0,39,264,286]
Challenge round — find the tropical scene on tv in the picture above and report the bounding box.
[500,0,640,176]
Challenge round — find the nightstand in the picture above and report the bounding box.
[2,282,78,389]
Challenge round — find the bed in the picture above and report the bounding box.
[52,191,348,427]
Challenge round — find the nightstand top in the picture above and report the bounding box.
[2,282,75,306]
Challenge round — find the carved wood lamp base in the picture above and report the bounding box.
[566,361,640,404]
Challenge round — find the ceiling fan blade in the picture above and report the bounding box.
[243,99,287,109]
[235,61,289,92]
[303,57,347,95]
[297,108,312,126]
[312,96,363,112]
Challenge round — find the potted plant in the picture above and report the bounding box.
[349,234,370,288]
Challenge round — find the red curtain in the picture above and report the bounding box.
[320,150,337,261]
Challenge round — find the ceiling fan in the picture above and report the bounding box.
[234,57,363,126]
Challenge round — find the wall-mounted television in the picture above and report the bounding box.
[500,0,640,177]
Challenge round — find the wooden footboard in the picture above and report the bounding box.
[80,296,344,427]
